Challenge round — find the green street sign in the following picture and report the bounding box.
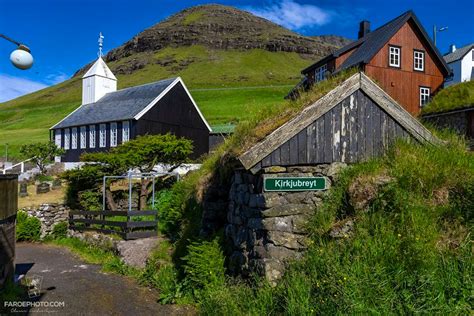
[264,177,327,192]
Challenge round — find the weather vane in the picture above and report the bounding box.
[98,32,104,57]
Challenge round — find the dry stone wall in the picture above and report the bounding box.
[21,204,69,238]
[225,162,346,284]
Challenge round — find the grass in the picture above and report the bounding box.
[422,80,474,114]
[0,46,310,159]
[18,184,65,208]
[196,133,474,314]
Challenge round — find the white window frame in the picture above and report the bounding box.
[55,130,62,148]
[89,125,96,148]
[122,121,130,143]
[64,128,70,150]
[80,126,87,149]
[110,122,117,147]
[99,124,106,148]
[71,127,78,149]
[414,50,424,71]
[315,64,327,82]
[389,46,401,68]
[419,87,430,107]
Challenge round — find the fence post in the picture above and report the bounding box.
[0,174,18,289]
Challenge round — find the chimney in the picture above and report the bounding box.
[449,44,456,53]
[358,20,370,39]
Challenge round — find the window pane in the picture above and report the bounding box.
[64,129,70,150]
[89,125,95,148]
[71,128,77,149]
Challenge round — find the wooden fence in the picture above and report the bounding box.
[0,174,18,289]
[69,210,158,240]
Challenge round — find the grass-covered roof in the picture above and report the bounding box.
[422,81,474,115]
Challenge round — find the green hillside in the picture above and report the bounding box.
[422,80,474,114]
[0,4,351,160]
[0,47,311,159]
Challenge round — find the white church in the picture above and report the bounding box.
[50,35,211,162]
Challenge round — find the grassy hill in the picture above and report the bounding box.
[422,80,474,114]
[0,4,350,160]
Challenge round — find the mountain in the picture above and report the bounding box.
[0,4,351,159]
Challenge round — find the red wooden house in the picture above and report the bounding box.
[294,11,452,115]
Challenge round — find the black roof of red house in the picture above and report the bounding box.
[302,11,452,76]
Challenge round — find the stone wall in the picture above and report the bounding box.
[225,163,346,284]
[22,204,70,238]
[422,108,472,136]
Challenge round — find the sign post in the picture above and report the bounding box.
[264,176,327,192]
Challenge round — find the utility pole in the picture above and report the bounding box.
[433,25,448,47]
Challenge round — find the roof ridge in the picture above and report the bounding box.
[113,77,178,93]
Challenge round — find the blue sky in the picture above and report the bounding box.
[0,0,472,102]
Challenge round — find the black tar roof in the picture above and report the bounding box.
[52,78,177,129]
[302,11,451,76]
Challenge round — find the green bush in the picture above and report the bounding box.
[78,190,102,211]
[197,136,474,314]
[51,222,68,239]
[155,184,187,236]
[182,237,226,296]
[16,211,41,241]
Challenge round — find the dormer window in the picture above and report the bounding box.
[389,46,401,68]
[414,50,424,71]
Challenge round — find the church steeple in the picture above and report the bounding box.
[82,33,117,105]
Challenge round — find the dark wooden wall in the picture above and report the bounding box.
[136,82,209,158]
[0,174,17,288]
[57,121,128,162]
[253,90,412,170]
[365,20,445,115]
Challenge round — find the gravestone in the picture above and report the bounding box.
[52,179,62,190]
[36,182,50,194]
[19,182,28,197]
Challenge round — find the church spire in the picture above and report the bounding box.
[82,32,117,105]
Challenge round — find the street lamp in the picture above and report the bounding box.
[433,25,448,47]
[0,34,33,70]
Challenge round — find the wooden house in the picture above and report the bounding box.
[294,11,452,116]
[241,72,440,173]
[51,57,211,162]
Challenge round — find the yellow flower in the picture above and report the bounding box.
[397,233,402,237]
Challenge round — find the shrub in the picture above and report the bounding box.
[182,237,226,295]
[16,211,41,241]
[51,222,68,239]
[155,184,187,236]
[78,190,102,211]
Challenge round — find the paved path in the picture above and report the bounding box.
[8,243,192,316]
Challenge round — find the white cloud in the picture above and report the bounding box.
[0,74,48,103]
[247,0,331,30]
[45,72,69,85]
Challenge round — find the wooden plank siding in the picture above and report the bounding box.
[364,20,445,116]
[259,90,410,168]
[136,82,209,159]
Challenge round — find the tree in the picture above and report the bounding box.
[20,141,65,175]
[81,134,193,210]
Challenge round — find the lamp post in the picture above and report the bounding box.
[433,25,448,47]
[0,33,33,70]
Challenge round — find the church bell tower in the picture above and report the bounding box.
[82,33,117,105]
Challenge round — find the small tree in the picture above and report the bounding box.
[81,134,193,209]
[20,141,65,175]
